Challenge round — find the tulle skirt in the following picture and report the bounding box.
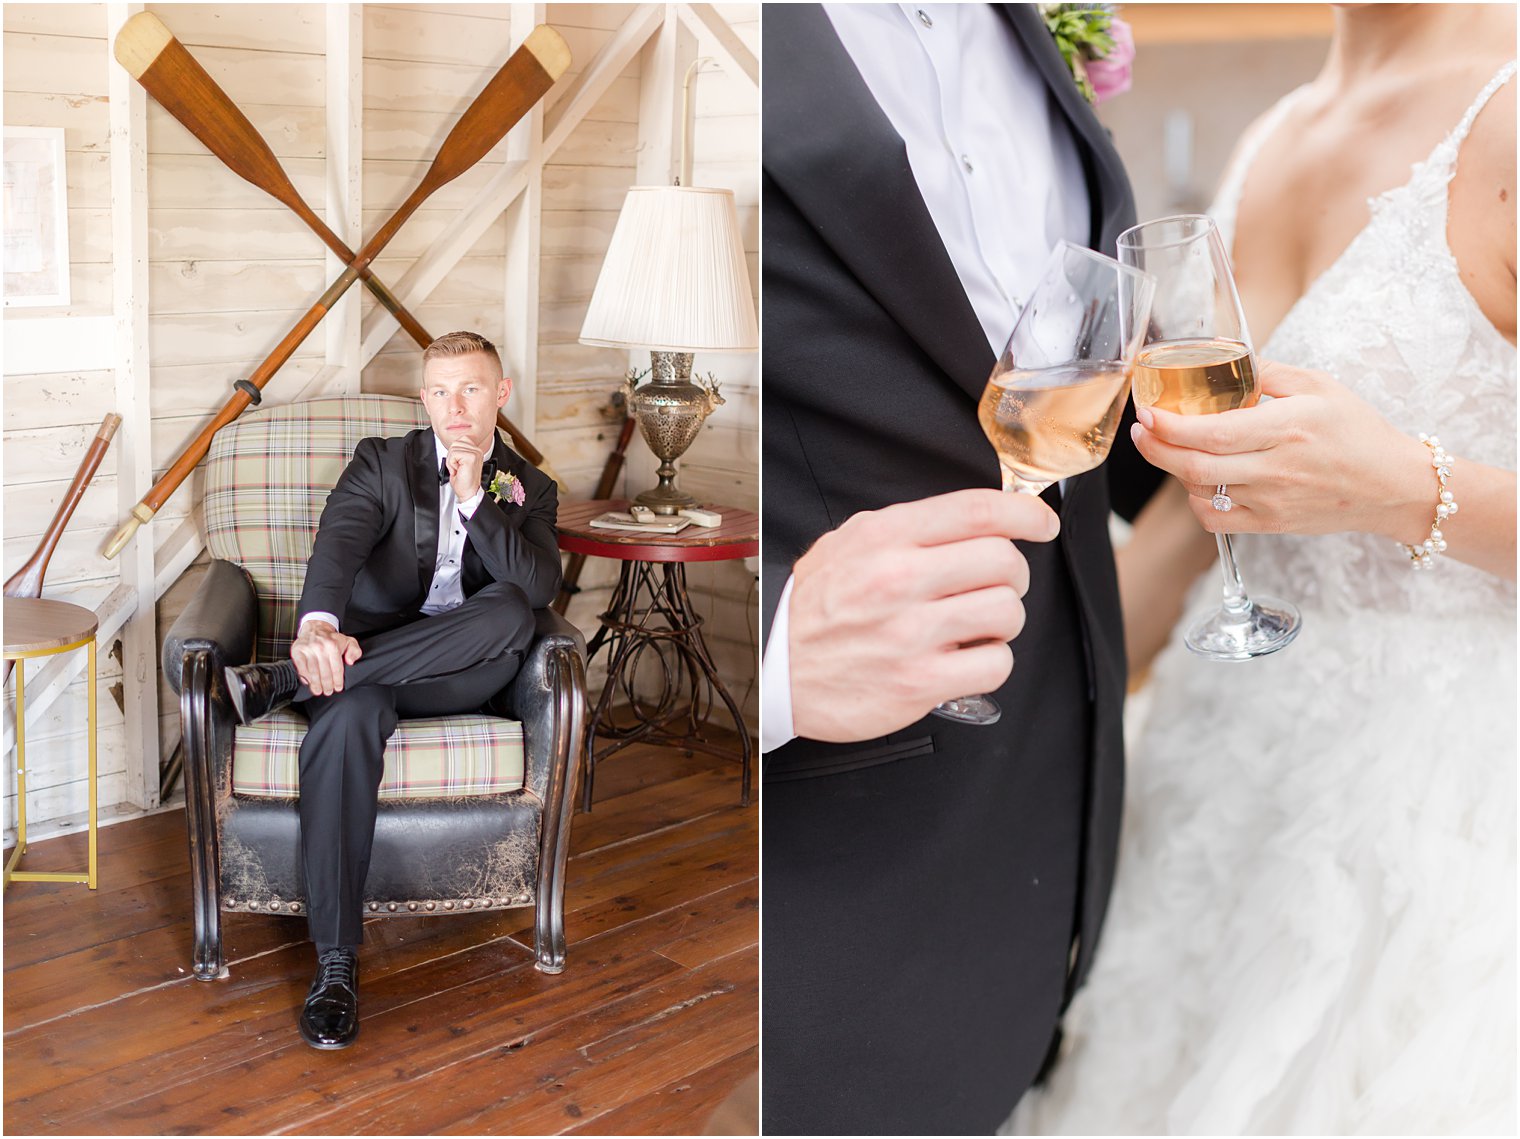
[1011,606,1517,1135]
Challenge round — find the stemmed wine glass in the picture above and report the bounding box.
[933,241,1155,726]
[1116,214,1301,660]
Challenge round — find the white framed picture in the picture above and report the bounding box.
[4,126,71,308]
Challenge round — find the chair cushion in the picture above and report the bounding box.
[201,395,430,664]
[232,710,526,800]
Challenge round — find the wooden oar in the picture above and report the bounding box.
[115,13,433,346]
[4,414,121,683]
[102,26,570,559]
[114,12,549,470]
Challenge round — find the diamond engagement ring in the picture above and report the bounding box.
[1212,485,1234,512]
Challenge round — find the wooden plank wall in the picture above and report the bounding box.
[2,3,760,838]
[5,2,143,838]
[662,5,759,730]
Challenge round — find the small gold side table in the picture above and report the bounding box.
[3,597,99,890]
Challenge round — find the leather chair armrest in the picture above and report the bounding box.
[514,610,586,976]
[504,609,585,717]
[507,609,586,800]
[163,560,258,695]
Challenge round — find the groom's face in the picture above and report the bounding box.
[420,352,512,453]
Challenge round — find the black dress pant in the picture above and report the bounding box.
[294,581,536,948]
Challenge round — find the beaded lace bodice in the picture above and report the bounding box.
[1209,61,1517,619]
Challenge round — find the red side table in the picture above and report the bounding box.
[556,500,757,808]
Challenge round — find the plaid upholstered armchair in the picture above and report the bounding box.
[162,395,585,982]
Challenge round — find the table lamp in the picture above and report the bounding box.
[579,185,757,514]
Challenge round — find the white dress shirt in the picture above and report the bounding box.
[760,3,1091,753]
[299,435,486,635]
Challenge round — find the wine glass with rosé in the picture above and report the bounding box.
[1116,213,1301,661]
[932,241,1155,726]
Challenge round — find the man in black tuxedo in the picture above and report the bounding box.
[225,330,561,1050]
[761,5,1158,1133]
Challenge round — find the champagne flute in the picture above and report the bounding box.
[933,241,1155,725]
[1116,214,1301,660]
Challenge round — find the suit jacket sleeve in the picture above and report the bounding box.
[297,437,388,621]
[462,467,562,609]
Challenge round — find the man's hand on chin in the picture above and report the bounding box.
[445,437,487,501]
[292,620,362,697]
[787,488,1060,742]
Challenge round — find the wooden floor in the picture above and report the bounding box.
[3,741,757,1136]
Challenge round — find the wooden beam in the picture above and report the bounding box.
[357,4,665,368]
[153,510,207,596]
[293,363,352,402]
[637,7,693,189]
[503,4,547,442]
[542,4,665,152]
[675,3,756,92]
[107,2,160,813]
[325,3,363,390]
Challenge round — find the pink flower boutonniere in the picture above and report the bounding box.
[1040,4,1135,105]
[487,469,526,507]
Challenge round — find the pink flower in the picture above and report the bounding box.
[487,469,527,507]
[1087,17,1134,104]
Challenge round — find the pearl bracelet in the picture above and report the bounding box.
[1397,433,1457,570]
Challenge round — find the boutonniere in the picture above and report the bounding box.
[1039,4,1135,105]
[487,469,526,507]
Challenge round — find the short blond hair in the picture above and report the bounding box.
[422,330,501,375]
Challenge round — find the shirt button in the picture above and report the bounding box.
[916,8,932,27]
[960,153,974,173]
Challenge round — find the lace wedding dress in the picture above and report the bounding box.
[1014,62,1517,1135]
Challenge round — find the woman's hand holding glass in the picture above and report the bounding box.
[1130,358,1435,541]
[1117,214,1301,661]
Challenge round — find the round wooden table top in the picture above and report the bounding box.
[557,500,758,563]
[3,597,99,656]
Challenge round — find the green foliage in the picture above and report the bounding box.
[1039,3,1118,104]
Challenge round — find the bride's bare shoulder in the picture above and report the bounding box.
[1218,93,1302,188]
[1452,63,1515,205]
[1448,62,1516,341]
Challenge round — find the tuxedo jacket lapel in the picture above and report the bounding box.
[764,4,994,404]
[765,4,1135,516]
[407,429,440,601]
[998,3,1131,254]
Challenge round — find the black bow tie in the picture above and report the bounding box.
[439,456,497,486]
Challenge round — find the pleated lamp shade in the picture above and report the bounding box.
[579,186,757,353]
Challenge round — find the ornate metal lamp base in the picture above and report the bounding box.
[635,464,699,514]
[626,350,724,514]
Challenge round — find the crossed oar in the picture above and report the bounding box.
[103,14,569,558]
[114,13,558,480]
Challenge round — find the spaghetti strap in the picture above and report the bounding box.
[1447,59,1517,149]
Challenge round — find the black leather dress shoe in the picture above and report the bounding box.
[224,660,299,724]
[299,947,360,1050]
